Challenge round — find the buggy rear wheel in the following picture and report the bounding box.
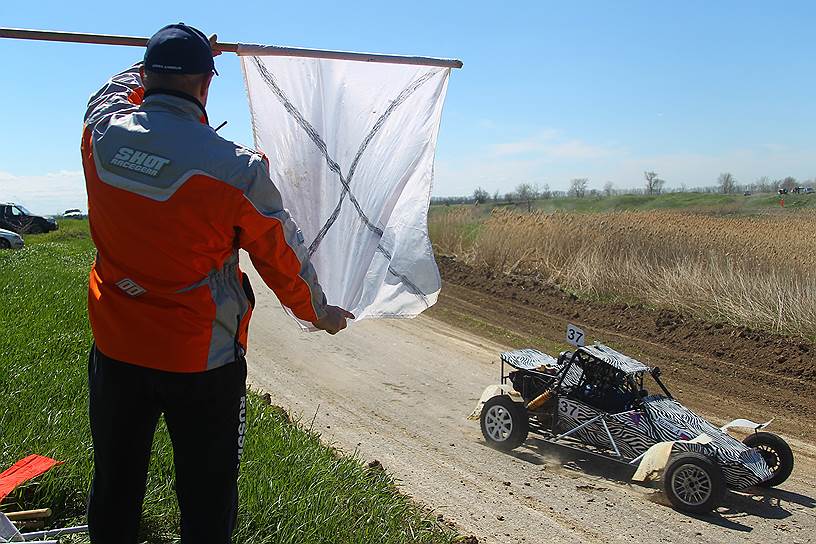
[743,432,794,487]
[480,395,528,451]
[663,452,724,514]
[0,239,9,249]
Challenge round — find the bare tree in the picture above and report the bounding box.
[473,186,489,205]
[515,183,536,212]
[644,171,665,195]
[754,176,774,193]
[603,181,614,197]
[718,172,736,194]
[492,190,500,202]
[539,183,552,199]
[780,176,797,192]
[569,178,588,198]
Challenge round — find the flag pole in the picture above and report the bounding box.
[0,27,463,68]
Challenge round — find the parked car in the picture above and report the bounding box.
[472,326,794,514]
[0,228,24,249]
[743,191,752,196]
[0,203,58,234]
[62,208,84,219]
[806,187,814,194]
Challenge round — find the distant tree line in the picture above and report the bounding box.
[431,172,814,206]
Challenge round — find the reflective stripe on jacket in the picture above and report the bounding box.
[82,62,327,373]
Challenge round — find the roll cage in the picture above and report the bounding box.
[553,346,673,407]
[499,344,675,461]
[499,345,673,404]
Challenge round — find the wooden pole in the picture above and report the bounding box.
[0,27,463,68]
[4,508,52,521]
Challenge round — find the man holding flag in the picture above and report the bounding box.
[82,23,352,543]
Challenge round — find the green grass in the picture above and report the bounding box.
[433,191,816,216]
[0,220,456,544]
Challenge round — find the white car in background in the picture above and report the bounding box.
[62,208,84,219]
[0,228,24,250]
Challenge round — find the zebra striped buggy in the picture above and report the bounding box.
[472,340,794,514]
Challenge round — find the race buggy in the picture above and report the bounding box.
[471,325,795,514]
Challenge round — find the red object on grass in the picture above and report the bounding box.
[0,455,63,502]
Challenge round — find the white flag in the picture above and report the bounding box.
[240,53,451,324]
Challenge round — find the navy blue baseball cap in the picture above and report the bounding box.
[144,23,216,75]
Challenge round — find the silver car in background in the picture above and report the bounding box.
[0,228,24,249]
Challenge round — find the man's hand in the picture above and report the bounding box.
[312,306,355,335]
[209,34,222,57]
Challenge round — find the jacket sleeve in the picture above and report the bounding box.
[236,156,328,323]
[84,62,145,126]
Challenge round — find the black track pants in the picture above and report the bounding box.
[87,345,247,544]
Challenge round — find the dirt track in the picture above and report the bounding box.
[243,258,816,544]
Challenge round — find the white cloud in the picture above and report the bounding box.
[435,156,545,196]
[435,128,624,196]
[490,129,617,160]
[0,170,86,215]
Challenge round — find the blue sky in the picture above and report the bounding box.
[1,1,814,213]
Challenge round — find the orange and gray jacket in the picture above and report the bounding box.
[82,62,327,373]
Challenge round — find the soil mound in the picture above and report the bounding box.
[437,255,816,384]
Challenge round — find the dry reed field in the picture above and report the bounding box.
[429,207,816,338]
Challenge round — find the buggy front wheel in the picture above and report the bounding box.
[744,432,794,487]
[480,395,528,451]
[663,452,724,514]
